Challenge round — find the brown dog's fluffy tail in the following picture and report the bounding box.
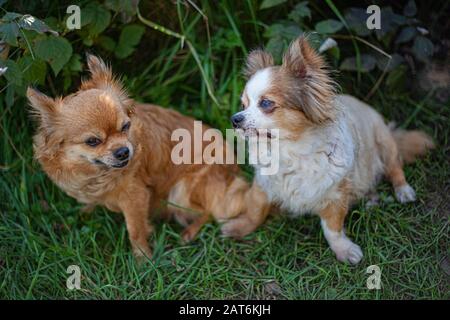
[391,127,435,164]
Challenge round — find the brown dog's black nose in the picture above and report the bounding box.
[113,147,129,160]
[231,113,245,128]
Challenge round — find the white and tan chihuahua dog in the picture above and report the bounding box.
[231,36,434,264]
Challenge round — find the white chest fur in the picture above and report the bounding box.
[255,115,355,215]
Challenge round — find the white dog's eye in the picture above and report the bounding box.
[259,99,274,109]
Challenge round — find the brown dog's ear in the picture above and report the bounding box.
[81,54,115,90]
[243,49,274,79]
[282,36,336,124]
[87,54,111,80]
[82,54,131,109]
[27,87,57,130]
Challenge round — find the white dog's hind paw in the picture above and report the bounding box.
[395,184,416,203]
[333,240,363,265]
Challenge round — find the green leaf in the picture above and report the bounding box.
[83,37,94,46]
[260,0,287,10]
[264,23,302,40]
[403,0,417,17]
[265,36,284,62]
[340,54,376,72]
[104,0,137,15]
[315,19,343,34]
[81,3,111,36]
[34,36,73,76]
[62,68,72,91]
[98,35,116,52]
[288,2,311,23]
[376,53,404,72]
[115,24,145,59]
[17,56,47,85]
[0,13,58,48]
[212,29,241,51]
[328,46,340,60]
[386,65,407,90]
[375,6,406,39]
[44,17,60,32]
[67,54,82,72]
[345,8,371,36]
[264,24,285,39]
[412,36,434,62]
[18,14,58,35]
[1,12,22,22]
[0,23,19,46]
[396,26,417,44]
[264,22,302,62]
[0,59,23,85]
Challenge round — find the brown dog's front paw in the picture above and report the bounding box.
[181,227,197,243]
[180,213,210,243]
[220,216,257,239]
[132,245,152,263]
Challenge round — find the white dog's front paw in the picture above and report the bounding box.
[395,184,416,203]
[332,239,363,265]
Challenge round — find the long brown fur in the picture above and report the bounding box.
[29,54,270,258]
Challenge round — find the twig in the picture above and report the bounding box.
[186,0,211,53]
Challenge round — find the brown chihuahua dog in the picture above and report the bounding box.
[28,55,269,258]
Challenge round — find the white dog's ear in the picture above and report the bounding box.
[282,36,336,123]
[243,49,274,79]
[27,87,58,131]
[282,36,325,77]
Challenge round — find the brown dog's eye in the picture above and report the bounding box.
[121,121,131,132]
[85,137,102,147]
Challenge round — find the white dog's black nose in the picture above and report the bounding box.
[113,147,130,160]
[231,113,245,128]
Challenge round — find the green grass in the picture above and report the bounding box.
[0,0,449,299]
